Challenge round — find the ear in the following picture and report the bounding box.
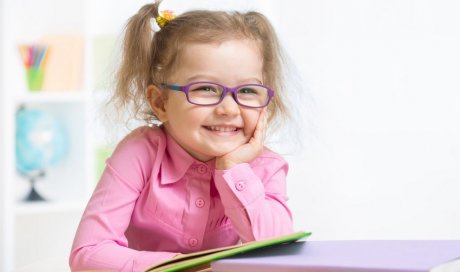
[147,85,168,123]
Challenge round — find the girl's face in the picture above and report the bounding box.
[159,39,264,162]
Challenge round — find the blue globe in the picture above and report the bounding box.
[16,108,68,174]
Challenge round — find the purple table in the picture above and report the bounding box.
[211,240,460,272]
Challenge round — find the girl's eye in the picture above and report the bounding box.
[238,88,258,94]
[191,85,218,93]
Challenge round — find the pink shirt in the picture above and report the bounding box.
[69,126,293,271]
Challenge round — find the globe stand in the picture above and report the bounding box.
[23,170,46,202]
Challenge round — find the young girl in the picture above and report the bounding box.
[70,1,293,271]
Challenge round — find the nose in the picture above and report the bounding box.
[215,92,240,116]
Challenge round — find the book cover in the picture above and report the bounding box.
[144,231,311,272]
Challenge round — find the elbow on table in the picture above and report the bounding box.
[69,246,92,271]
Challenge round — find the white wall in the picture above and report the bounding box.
[274,0,460,239]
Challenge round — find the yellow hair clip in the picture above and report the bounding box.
[155,10,175,28]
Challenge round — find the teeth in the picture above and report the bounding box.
[208,126,238,132]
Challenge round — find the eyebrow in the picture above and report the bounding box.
[185,75,263,85]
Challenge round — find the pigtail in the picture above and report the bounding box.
[111,1,162,122]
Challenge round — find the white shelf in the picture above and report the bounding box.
[0,0,142,270]
[15,201,87,215]
[13,91,88,104]
[0,0,107,270]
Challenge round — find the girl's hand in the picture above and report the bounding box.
[215,109,267,170]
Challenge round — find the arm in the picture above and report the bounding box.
[69,129,178,271]
[214,110,293,242]
[213,156,293,242]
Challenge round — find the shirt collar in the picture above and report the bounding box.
[160,130,215,184]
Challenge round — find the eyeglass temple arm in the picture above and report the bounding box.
[160,84,183,91]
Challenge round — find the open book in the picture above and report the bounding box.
[144,231,311,272]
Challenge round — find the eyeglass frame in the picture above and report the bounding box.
[159,81,274,108]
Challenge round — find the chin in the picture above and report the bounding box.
[207,144,241,157]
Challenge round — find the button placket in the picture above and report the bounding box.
[182,166,212,251]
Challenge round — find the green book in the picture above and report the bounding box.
[145,231,311,272]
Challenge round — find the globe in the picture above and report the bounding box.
[15,107,68,201]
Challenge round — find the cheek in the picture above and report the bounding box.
[242,110,261,136]
[166,104,209,129]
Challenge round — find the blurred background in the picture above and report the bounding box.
[1,0,459,271]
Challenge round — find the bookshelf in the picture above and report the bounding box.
[0,0,125,270]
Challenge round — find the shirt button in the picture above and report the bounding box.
[235,181,246,191]
[189,238,198,247]
[195,198,205,208]
[197,164,208,174]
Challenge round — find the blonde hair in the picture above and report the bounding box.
[111,0,288,128]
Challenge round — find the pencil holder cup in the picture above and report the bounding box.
[26,68,45,91]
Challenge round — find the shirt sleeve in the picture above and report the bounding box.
[213,154,294,242]
[69,130,178,272]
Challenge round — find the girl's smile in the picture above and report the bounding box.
[203,125,242,134]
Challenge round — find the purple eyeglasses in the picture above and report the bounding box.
[160,81,274,108]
